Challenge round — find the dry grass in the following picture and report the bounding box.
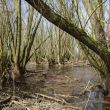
[2,98,81,110]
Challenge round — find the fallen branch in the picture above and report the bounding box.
[54,93,79,99]
[35,93,67,104]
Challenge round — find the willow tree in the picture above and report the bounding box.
[25,0,110,92]
[80,0,107,74]
[0,0,13,77]
[0,0,42,83]
[11,2,42,78]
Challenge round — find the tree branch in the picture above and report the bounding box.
[24,0,110,64]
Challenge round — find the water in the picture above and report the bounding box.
[26,64,100,95]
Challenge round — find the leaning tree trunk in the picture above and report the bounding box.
[25,0,110,92]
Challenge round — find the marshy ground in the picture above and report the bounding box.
[0,63,110,110]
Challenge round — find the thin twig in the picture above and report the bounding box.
[84,0,108,28]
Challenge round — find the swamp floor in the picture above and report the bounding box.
[0,63,110,110]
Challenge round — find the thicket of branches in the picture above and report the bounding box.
[0,0,110,93]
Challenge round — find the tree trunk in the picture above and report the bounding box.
[25,0,110,92]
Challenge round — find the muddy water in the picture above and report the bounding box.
[25,64,100,96]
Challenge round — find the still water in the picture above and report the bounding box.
[26,64,100,95]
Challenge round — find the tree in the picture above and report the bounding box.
[0,0,42,83]
[25,0,110,91]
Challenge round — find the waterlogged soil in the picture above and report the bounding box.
[0,63,103,110]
